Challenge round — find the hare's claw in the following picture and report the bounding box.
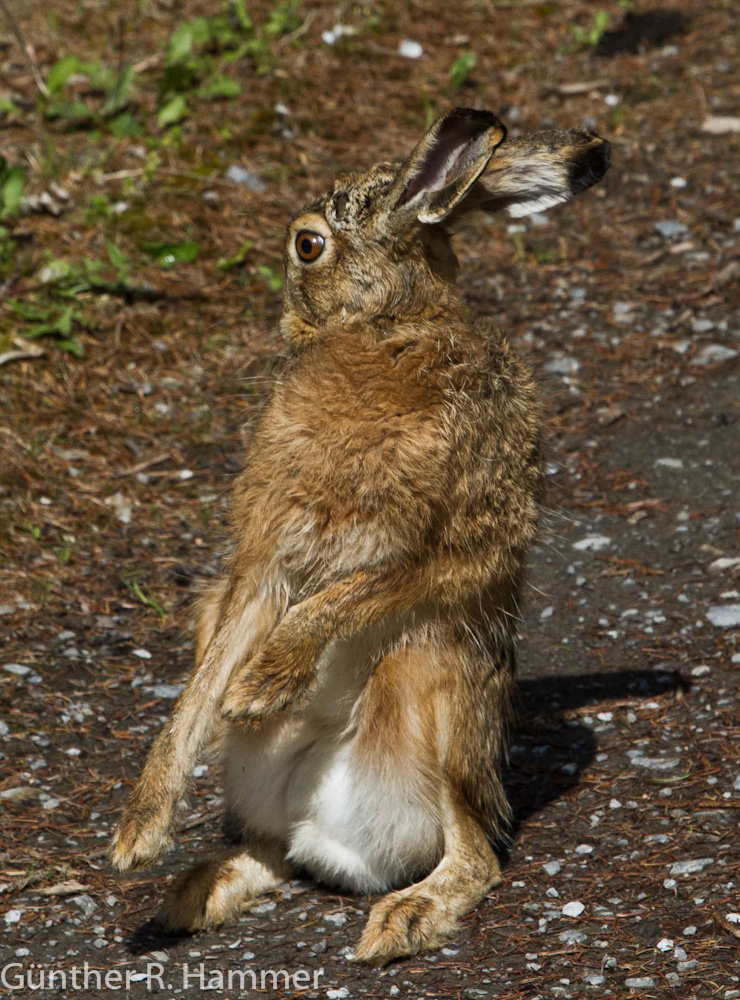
[109,803,173,871]
[221,637,317,722]
[354,889,455,966]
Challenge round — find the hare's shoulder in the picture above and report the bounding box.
[230,335,456,558]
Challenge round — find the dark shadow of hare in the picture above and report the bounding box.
[110,107,610,965]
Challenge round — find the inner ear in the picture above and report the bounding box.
[389,108,507,225]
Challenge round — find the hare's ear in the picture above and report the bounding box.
[387,108,507,225]
[456,128,611,220]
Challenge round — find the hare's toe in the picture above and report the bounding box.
[354,889,457,966]
[220,683,270,722]
[110,807,173,872]
[221,673,296,722]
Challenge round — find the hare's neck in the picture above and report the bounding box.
[372,268,462,326]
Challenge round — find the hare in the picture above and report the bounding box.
[110,108,610,964]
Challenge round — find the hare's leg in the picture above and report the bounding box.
[354,787,500,966]
[111,577,279,872]
[156,838,291,933]
[194,577,230,663]
[222,556,496,723]
[220,568,402,722]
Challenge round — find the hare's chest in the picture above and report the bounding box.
[249,361,451,577]
[269,443,417,577]
[270,499,398,579]
[279,386,447,506]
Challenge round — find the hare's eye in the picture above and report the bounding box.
[295,231,325,262]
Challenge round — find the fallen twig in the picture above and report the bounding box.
[106,453,172,479]
[0,337,45,366]
[544,80,611,97]
[273,9,317,50]
[0,0,49,97]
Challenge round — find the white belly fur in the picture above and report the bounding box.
[222,623,443,893]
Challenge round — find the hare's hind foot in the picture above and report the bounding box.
[156,840,291,933]
[354,888,457,965]
[354,793,501,966]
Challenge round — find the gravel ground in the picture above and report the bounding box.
[1,0,739,997]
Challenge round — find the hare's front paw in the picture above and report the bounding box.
[221,627,319,723]
[354,889,457,966]
[109,801,174,872]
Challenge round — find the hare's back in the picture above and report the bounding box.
[439,325,544,562]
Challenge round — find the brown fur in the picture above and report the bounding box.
[157,839,290,932]
[110,107,610,962]
[355,787,502,965]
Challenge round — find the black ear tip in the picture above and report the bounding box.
[601,138,612,170]
[568,135,611,194]
[448,107,506,133]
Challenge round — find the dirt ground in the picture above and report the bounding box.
[1,1,739,998]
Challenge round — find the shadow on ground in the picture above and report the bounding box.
[503,668,685,843]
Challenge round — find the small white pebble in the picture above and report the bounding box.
[4,909,23,924]
[132,649,152,659]
[4,663,30,676]
[398,39,423,59]
[670,177,687,188]
[562,901,585,918]
[708,604,740,628]
[250,900,276,914]
[573,534,611,552]
[670,858,714,876]
[657,937,674,951]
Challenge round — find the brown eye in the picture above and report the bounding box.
[295,230,325,262]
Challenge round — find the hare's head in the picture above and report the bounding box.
[281,108,610,347]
